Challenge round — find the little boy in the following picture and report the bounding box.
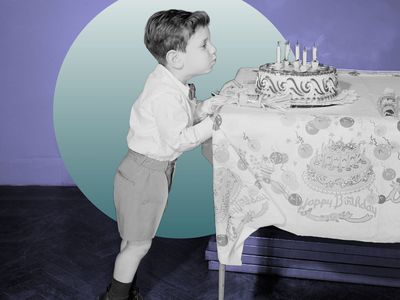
[99,9,220,300]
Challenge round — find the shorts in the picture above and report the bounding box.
[113,149,176,242]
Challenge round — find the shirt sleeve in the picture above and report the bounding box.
[151,92,213,154]
[193,98,213,123]
[193,95,232,123]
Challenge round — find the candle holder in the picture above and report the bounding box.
[300,64,309,72]
[311,60,319,70]
[283,59,290,69]
[274,62,282,70]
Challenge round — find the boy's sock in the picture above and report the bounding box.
[109,278,132,298]
[132,273,137,287]
[129,273,141,296]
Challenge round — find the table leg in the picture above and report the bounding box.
[218,263,225,300]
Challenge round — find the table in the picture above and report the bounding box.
[205,68,400,299]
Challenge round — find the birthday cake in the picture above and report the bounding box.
[256,63,338,104]
[303,140,375,194]
[255,42,339,106]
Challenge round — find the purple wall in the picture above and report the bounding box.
[0,0,115,185]
[1,0,399,185]
[246,0,400,70]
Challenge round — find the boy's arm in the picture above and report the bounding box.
[193,95,230,123]
[151,92,214,153]
[193,99,212,123]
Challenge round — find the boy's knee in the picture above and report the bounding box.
[123,240,152,258]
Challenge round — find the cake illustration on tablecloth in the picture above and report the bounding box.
[303,140,375,194]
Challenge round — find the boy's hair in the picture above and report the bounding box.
[144,9,210,65]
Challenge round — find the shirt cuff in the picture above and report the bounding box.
[194,116,213,143]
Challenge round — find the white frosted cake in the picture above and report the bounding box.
[219,42,358,108]
[255,62,338,105]
[303,140,375,194]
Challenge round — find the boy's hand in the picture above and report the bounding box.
[205,95,235,114]
[209,105,223,121]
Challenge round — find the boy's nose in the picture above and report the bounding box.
[209,43,217,55]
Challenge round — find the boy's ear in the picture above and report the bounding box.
[165,49,184,69]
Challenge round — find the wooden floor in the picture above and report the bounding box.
[1,186,400,300]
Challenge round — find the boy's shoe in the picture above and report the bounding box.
[97,284,130,300]
[129,286,143,300]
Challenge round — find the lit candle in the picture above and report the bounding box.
[295,41,300,61]
[276,41,281,63]
[302,47,307,66]
[312,44,317,61]
[285,41,290,60]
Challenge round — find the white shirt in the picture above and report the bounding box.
[127,64,214,161]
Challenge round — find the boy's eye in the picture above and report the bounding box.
[202,43,207,48]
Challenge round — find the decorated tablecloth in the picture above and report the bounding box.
[210,69,400,265]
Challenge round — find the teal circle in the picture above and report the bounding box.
[54,0,285,238]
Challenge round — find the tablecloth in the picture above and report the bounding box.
[210,68,400,265]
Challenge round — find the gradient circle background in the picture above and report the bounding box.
[54,0,285,238]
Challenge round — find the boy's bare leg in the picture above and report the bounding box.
[120,239,128,251]
[113,240,152,283]
[98,240,148,299]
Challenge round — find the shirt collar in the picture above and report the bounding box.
[156,64,191,99]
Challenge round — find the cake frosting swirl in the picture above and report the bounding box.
[255,62,338,105]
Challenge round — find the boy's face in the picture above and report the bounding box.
[181,26,217,77]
